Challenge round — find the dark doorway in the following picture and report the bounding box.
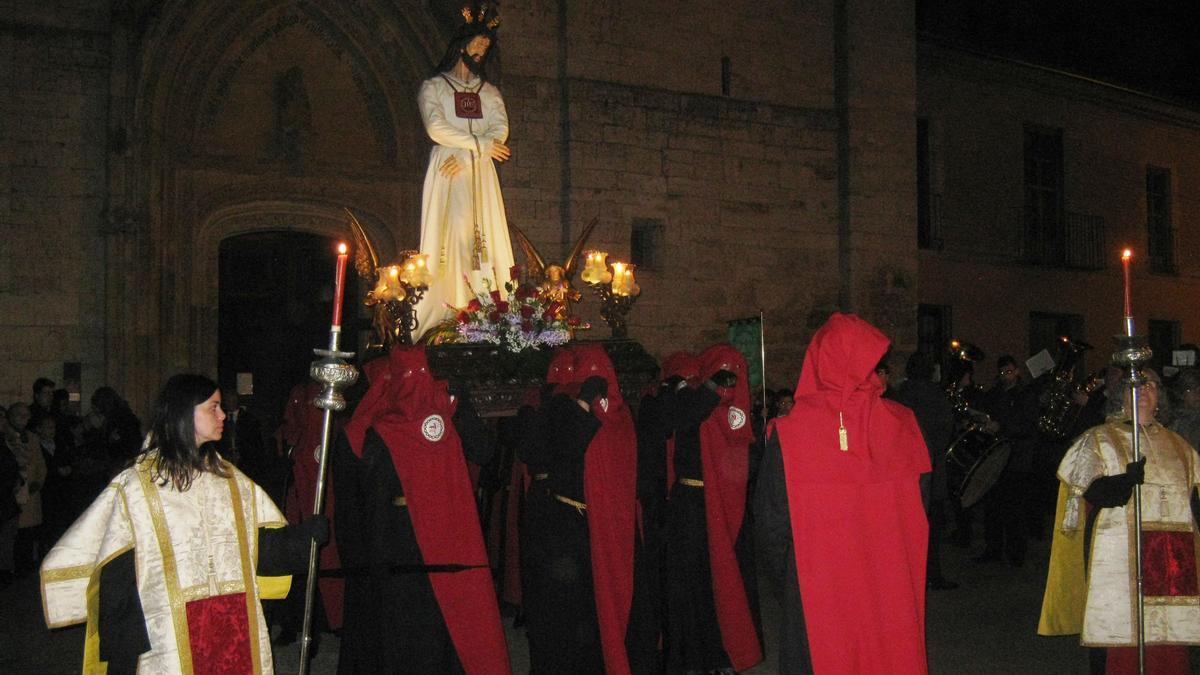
[218,231,363,435]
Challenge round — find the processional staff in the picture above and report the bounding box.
[299,242,360,675]
[1112,247,1151,674]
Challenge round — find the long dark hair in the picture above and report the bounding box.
[142,374,228,491]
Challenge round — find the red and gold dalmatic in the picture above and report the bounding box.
[41,458,290,674]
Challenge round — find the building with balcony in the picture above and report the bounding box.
[916,38,1200,378]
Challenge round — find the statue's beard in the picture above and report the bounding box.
[462,50,485,76]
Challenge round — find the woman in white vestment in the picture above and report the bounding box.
[1040,369,1200,674]
[41,374,327,674]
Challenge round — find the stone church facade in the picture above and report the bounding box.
[1,0,919,416]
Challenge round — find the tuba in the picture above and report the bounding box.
[944,339,986,421]
[1037,336,1099,439]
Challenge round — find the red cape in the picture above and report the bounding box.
[774,313,930,674]
[346,347,511,674]
[280,381,345,630]
[697,344,763,671]
[574,345,637,675]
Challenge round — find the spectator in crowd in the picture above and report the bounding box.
[7,403,46,575]
[0,408,24,587]
[772,389,795,418]
[83,386,143,476]
[32,413,72,545]
[1168,368,1200,451]
[30,378,55,421]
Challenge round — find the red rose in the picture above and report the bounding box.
[542,309,555,322]
[457,311,470,323]
[520,305,535,319]
[467,298,483,312]
[568,316,582,327]
[521,319,534,332]
[490,290,503,304]
[510,265,522,280]
[489,311,502,323]
[513,285,530,300]
[496,301,510,313]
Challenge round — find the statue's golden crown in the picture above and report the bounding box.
[461,3,502,31]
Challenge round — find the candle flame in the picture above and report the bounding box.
[1121,248,1132,261]
[337,242,348,255]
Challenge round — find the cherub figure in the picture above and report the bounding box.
[509,217,598,321]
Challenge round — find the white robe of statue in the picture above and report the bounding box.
[416,71,515,338]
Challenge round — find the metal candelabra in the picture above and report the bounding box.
[298,327,358,675]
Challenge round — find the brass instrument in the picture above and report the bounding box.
[1036,336,1099,439]
[944,339,986,419]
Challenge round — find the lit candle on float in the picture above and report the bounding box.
[332,242,349,327]
[582,250,610,284]
[1121,248,1133,318]
[411,254,430,287]
[611,261,627,295]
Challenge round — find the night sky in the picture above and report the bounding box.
[918,1,1200,105]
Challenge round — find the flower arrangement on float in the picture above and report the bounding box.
[452,266,585,352]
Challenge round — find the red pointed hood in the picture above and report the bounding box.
[345,346,441,456]
[795,312,887,405]
[660,351,701,387]
[573,344,626,412]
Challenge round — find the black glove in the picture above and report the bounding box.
[660,375,685,393]
[578,376,608,404]
[709,369,737,389]
[302,514,330,547]
[1083,457,1146,509]
[1126,456,1146,485]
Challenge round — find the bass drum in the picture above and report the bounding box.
[945,430,1011,508]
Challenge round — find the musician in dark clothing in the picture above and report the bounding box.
[896,351,958,590]
[333,347,509,674]
[975,355,1039,566]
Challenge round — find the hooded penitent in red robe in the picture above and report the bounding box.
[573,345,638,675]
[342,346,510,674]
[773,313,930,674]
[280,381,344,629]
[696,344,763,672]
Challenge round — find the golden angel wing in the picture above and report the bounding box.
[508,223,546,279]
[563,216,599,279]
[344,208,379,280]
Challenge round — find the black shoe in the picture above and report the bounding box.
[972,551,1002,563]
[927,577,959,590]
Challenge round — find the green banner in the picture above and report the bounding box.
[727,316,764,389]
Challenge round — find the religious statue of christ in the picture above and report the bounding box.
[415,2,515,339]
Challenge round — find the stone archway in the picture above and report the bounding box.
[192,199,399,376]
[103,0,448,415]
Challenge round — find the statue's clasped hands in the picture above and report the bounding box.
[489,140,511,163]
[438,141,511,178]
